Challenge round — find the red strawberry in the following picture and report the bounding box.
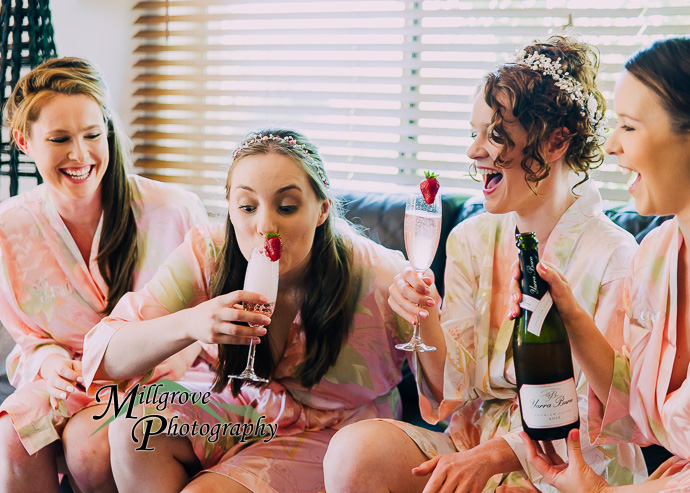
[264,233,282,262]
[420,171,440,205]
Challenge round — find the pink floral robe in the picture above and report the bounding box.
[589,217,690,492]
[82,221,413,493]
[0,175,209,454]
[385,181,648,491]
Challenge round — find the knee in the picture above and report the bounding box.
[63,412,113,492]
[0,414,31,466]
[324,420,392,491]
[107,407,143,461]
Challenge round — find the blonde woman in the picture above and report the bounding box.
[0,57,210,493]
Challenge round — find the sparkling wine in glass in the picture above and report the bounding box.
[396,192,442,352]
[229,248,279,383]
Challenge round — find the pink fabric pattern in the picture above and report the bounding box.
[83,222,413,492]
[588,217,690,491]
[0,175,209,454]
[388,182,647,491]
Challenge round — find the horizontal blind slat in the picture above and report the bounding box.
[132,0,690,209]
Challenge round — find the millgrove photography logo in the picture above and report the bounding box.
[90,380,277,451]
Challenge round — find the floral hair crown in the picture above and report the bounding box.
[233,133,329,187]
[513,49,607,142]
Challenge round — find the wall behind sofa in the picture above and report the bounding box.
[51,0,136,125]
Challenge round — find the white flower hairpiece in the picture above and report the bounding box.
[513,50,607,143]
[233,133,329,187]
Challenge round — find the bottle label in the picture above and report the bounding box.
[519,293,553,337]
[519,378,579,429]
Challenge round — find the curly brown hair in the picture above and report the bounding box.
[482,36,606,190]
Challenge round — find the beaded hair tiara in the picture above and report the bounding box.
[513,49,607,141]
[233,133,329,187]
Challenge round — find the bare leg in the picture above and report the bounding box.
[62,404,117,493]
[0,413,61,493]
[182,473,252,493]
[324,420,431,493]
[108,406,201,493]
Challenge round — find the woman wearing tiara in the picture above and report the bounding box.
[324,36,646,492]
[82,128,415,492]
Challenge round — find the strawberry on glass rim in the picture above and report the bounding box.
[420,171,440,205]
[264,233,282,262]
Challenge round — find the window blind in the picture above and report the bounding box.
[131,0,690,213]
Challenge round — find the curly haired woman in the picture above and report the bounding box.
[325,36,647,492]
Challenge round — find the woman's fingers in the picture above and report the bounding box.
[536,261,571,294]
[411,455,440,476]
[215,290,268,308]
[389,287,432,325]
[520,432,552,472]
[47,373,77,400]
[542,439,566,466]
[387,293,420,326]
[389,272,436,324]
[403,267,432,296]
[57,361,80,384]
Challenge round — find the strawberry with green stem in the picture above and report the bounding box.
[420,171,440,205]
[264,233,282,262]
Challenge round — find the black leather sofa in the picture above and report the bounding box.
[338,189,674,474]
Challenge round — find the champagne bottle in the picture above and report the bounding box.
[512,232,580,441]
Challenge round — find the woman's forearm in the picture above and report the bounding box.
[566,308,615,405]
[610,476,673,493]
[417,308,447,402]
[94,308,197,380]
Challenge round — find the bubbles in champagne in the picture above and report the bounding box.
[243,249,279,302]
[404,210,442,271]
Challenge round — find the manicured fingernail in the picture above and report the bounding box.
[426,298,435,307]
[66,385,74,393]
[419,310,428,319]
[512,292,519,302]
[60,392,67,399]
[424,287,431,295]
[77,377,84,383]
[538,262,548,272]
[258,327,267,334]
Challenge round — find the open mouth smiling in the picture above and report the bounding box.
[477,167,504,193]
[60,165,94,181]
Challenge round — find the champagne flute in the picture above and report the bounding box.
[396,192,442,352]
[229,248,279,383]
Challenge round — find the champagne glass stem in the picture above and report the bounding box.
[245,337,257,370]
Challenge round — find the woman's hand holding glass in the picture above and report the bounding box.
[388,266,439,327]
[185,290,271,346]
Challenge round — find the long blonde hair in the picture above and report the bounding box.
[4,57,138,313]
